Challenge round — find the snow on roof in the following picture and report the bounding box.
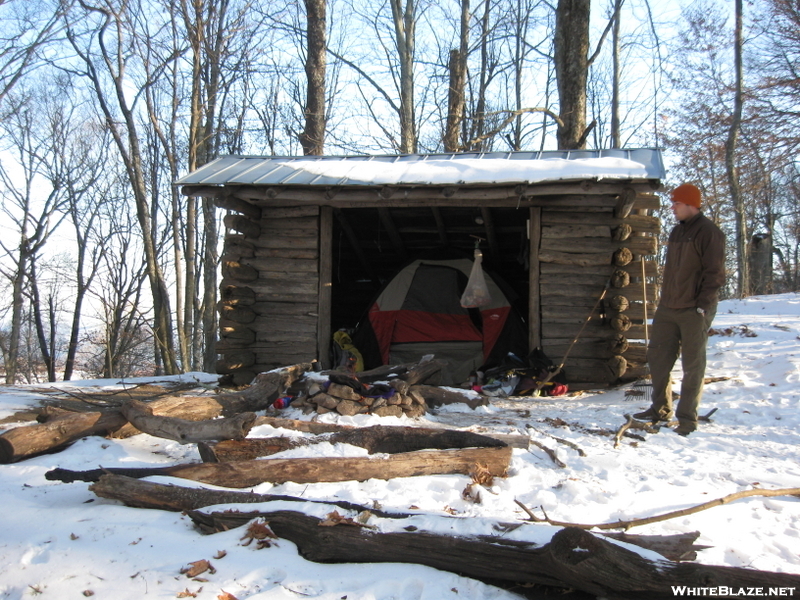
[175,149,665,187]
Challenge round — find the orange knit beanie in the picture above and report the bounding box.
[670,183,701,208]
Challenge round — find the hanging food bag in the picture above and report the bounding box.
[460,249,492,308]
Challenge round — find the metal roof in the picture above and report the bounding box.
[175,149,665,188]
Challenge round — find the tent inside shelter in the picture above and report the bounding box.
[330,206,531,385]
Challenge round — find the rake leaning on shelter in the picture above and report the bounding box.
[634,183,726,436]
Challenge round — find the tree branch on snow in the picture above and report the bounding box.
[515,487,800,531]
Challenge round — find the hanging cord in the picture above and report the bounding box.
[534,277,612,394]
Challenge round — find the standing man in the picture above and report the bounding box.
[634,183,726,436]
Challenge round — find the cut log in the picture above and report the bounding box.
[119,399,256,444]
[0,410,127,464]
[185,510,800,599]
[86,473,707,564]
[46,445,513,488]
[355,364,410,382]
[399,358,447,387]
[612,223,632,241]
[410,384,488,409]
[613,187,637,219]
[221,235,256,258]
[250,416,530,449]
[219,323,257,344]
[611,269,630,288]
[215,196,262,220]
[88,474,413,516]
[216,350,257,373]
[213,363,312,414]
[221,260,258,282]
[538,250,612,267]
[540,235,656,255]
[600,531,709,562]
[613,247,633,266]
[223,214,260,238]
[2,364,310,462]
[197,425,508,462]
[220,285,256,306]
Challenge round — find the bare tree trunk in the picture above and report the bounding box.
[443,0,469,152]
[66,4,179,374]
[511,0,529,150]
[727,0,748,297]
[554,0,590,149]
[390,0,416,153]
[610,0,622,148]
[300,0,327,155]
[6,252,27,384]
[472,0,491,150]
[29,263,56,382]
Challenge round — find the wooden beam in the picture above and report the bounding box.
[219,182,659,206]
[223,214,260,238]
[318,206,332,368]
[216,195,262,220]
[480,207,499,257]
[378,207,408,259]
[529,207,542,349]
[614,187,637,219]
[430,207,448,245]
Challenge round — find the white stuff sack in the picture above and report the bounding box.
[460,249,492,308]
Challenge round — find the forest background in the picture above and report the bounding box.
[0,0,798,384]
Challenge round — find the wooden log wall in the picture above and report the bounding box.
[218,204,321,386]
[537,186,660,385]
[203,180,662,389]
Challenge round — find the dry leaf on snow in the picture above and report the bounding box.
[240,518,277,548]
[180,559,215,578]
[319,510,374,528]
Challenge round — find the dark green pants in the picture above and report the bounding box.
[646,305,716,427]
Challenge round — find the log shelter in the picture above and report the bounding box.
[176,150,665,388]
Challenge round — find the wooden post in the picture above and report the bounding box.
[318,206,333,368]
[528,207,542,349]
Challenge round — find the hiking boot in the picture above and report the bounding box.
[632,407,673,422]
[673,422,697,437]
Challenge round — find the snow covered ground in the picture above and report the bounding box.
[0,292,799,600]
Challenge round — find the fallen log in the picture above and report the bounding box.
[0,410,127,464]
[120,399,256,444]
[186,509,800,598]
[0,364,311,463]
[250,416,530,449]
[88,474,704,562]
[211,362,312,415]
[389,358,448,393]
[46,445,513,488]
[88,474,413,517]
[600,531,710,562]
[410,384,488,409]
[197,424,508,462]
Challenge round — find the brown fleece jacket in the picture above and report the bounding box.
[659,212,726,311]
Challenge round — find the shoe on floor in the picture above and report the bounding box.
[633,408,674,422]
[673,423,697,436]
